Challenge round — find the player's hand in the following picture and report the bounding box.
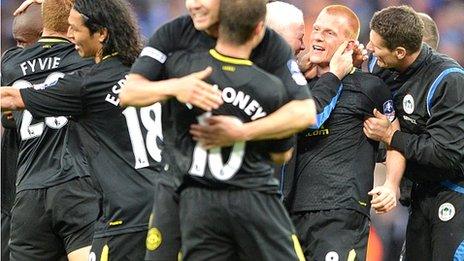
[13,0,43,16]
[297,50,317,79]
[369,184,397,214]
[174,67,223,111]
[363,109,395,145]
[190,116,245,148]
[330,41,353,80]
[352,41,368,68]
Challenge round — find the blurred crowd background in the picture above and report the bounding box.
[1,0,463,260]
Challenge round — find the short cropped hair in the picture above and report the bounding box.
[418,12,439,50]
[370,5,424,53]
[42,0,75,33]
[322,5,360,39]
[219,0,267,45]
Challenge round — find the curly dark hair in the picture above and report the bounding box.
[370,5,424,53]
[73,0,142,66]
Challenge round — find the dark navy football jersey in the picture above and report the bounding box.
[1,37,94,192]
[1,47,22,212]
[20,56,162,237]
[289,70,394,216]
[163,49,293,193]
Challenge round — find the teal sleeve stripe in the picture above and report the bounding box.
[310,84,343,129]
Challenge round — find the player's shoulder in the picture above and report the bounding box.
[1,46,23,64]
[251,27,293,69]
[349,69,390,98]
[249,64,286,91]
[154,15,197,41]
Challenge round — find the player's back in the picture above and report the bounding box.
[20,55,163,237]
[1,37,94,192]
[164,49,293,193]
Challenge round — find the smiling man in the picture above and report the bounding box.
[283,5,405,260]
[365,6,464,260]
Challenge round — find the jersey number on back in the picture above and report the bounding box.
[188,113,245,180]
[122,103,163,169]
[13,72,69,141]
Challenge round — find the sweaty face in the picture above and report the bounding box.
[67,9,102,59]
[185,0,220,31]
[367,30,400,69]
[310,12,350,65]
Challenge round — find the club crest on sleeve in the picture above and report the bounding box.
[383,100,395,122]
[287,59,307,86]
[438,202,455,222]
[402,94,415,114]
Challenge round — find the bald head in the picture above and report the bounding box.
[321,5,360,39]
[12,3,42,47]
[418,12,439,50]
[266,1,305,55]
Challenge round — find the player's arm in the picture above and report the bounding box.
[364,74,464,170]
[190,41,354,147]
[369,118,405,214]
[270,148,294,165]
[266,135,296,164]
[244,41,354,138]
[1,87,25,110]
[120,68,222,111]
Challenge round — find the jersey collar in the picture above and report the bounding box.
[209,49,253,66]
[38,36,71,44]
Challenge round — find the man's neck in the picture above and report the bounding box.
[315,63,330,78]
[215,39,252,60]
[397,50,421,74]
[41,28,69,40]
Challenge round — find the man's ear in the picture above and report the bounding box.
[98,28,108,43]
[394,46,407,60]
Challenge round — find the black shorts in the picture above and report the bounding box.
[291,208,369,261]
[1,210,11,261]
[9,177,99,261]
[405,183,464,261]
[90,230,147,261]
[179,186,305,261]
[145,179,181,261]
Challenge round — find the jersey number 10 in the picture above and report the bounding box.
[188,113,246,181]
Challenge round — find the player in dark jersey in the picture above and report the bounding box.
[1,4,42,261]
[1,0,220,260]
[364,6,464,260]
[162,0,303,259]
[283,5,405,260]
[120,0,353,259]
[1,0,100,260]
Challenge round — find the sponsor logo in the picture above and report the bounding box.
[287,59,307,86]
[438,202,455,222]
[402,115,417,125]
[402,94,414,114]
[146,227,163,251]
[383,100,395,122]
